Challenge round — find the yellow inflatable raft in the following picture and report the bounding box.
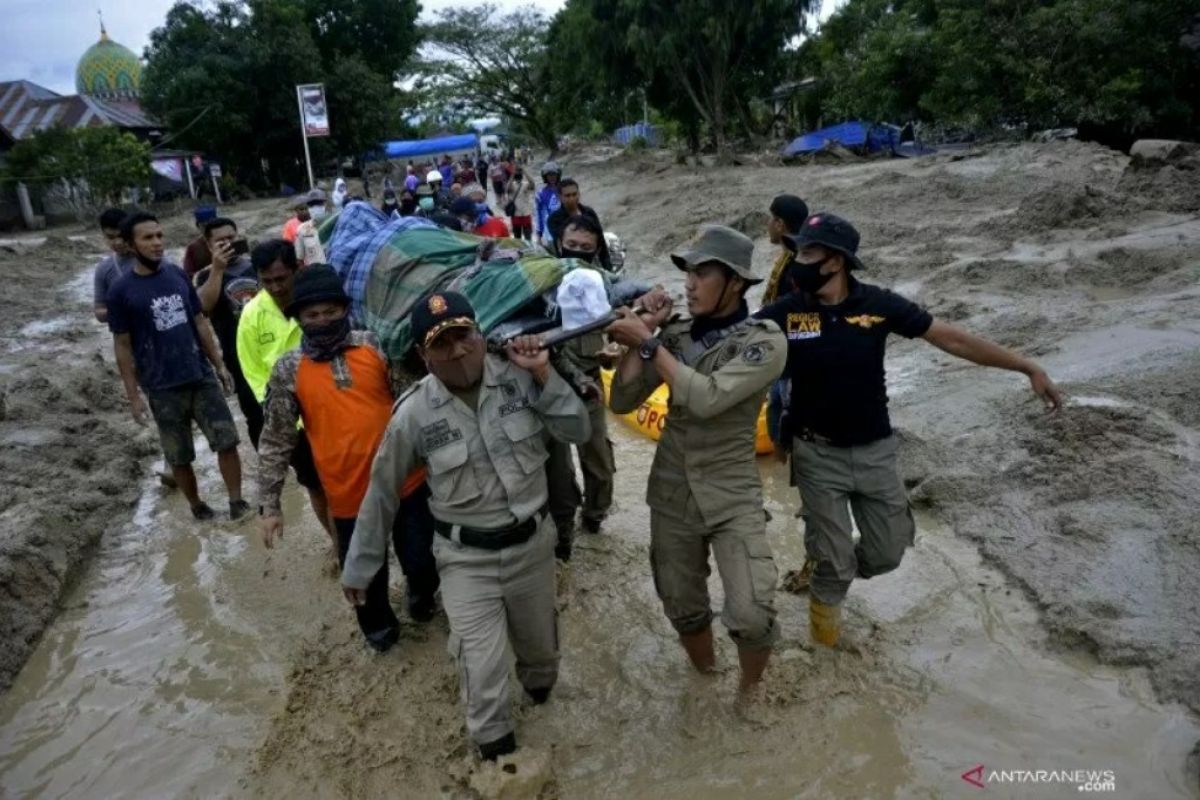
[600,368,775,455]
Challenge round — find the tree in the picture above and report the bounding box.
[618,0,818,159]
[1,126,151,211]
[143,0,416,188]
[420,4,563,152]
[303,0,422,80]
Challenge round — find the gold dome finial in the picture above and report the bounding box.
[98,9,109,40]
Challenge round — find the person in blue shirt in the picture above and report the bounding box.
[533,161,562,249]
[107,211,250,522]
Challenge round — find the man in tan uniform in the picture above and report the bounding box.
[343,291,590,760]
[545,215,617,560]
[608,225,787,691]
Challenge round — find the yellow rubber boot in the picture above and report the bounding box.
[809,598,841,647]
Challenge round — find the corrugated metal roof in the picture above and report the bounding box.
[0,79,157,142]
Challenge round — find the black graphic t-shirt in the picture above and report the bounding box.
[755,279,933,447]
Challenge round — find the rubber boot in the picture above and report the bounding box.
[737,646,771,691]
[809,598,841,647]
[679,626,716,673]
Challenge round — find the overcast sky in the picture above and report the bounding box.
[1,0,842,96]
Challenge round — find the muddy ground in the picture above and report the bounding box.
[0,141,1197,798]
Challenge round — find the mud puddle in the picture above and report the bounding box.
[0,445,310,799]
[1,416,1197,798]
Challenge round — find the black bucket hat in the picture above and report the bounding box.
[285,263,350,317]
[783,212,867,271]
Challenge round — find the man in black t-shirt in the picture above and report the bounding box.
[756,213,1062,647]
[195,217,263,446]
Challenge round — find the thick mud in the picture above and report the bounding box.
[1,143,1198,798]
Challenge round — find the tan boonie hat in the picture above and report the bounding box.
[670,224,760,284]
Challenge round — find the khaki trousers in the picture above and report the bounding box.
[793,435,916,606]
[649,495,779,650]
[432,516,559,745]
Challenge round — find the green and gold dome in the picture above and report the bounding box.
[75,26,142,99]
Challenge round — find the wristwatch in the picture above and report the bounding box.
[638,336,662,361]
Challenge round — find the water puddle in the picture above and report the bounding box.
[0,410,1196,799]
[0,449,293,799]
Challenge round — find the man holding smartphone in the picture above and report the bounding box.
[195,217,263,445]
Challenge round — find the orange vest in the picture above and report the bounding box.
[294,346,422,518]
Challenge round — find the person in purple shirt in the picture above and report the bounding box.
[107,211,251,522]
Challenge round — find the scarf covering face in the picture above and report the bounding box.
[300,315,353,361]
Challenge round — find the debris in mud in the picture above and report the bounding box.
[466,748,555,800]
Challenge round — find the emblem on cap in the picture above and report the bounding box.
[429,295,448,314]
[809,216,822,226]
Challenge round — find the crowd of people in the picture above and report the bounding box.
[90,160,1062,763]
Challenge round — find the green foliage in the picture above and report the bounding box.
[142,0,416,187]
[419,5,563,151]
[548,0,819,157]
[2,126,151,206]
[811,0,1200,142]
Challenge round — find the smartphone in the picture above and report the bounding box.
[231,238,250,256]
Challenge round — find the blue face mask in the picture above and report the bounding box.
[419,197,434,212]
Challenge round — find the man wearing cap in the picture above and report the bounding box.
[607,224,787,692]
[258,265,441,650]
[760,194,811,465]
[344,292,591,760]
[756,212,1063,647]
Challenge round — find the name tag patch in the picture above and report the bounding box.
[421,419,463,451]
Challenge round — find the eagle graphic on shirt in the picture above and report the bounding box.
[844,314,886,330]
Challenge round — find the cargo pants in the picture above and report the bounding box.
[649,492,779,650]
[793,435,916,606]
[431,515,559,746]
[546,401,614,545]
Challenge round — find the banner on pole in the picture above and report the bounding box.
[298,84,330,137]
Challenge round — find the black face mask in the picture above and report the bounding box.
[792,256,836,294]
[560,248,596,263]
[300,315,352,361]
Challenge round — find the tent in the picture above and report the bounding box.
[370,133,479,162]
[781,121,900,158]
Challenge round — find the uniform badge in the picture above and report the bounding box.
[428,294,448,314]
[742,342,772,363]
[722,342,741,361]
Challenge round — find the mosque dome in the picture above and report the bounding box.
[75,26,142,98]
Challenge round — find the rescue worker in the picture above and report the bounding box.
[755,213,1063,646]
[607,225,786,691]
[546,215,616,549]
[259,266,440,650]
[343,292,591,760]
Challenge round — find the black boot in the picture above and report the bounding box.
[525,685,552,705]
[479,732,517,761]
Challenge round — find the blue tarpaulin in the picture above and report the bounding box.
[369,133,479,161]
[782,121,900,157]
[613,122,661,147]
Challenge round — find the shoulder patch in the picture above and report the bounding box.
[741,341,774,364]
